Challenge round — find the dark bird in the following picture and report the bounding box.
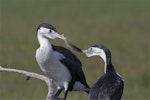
[83,45,124,100]
[35,23,90,99]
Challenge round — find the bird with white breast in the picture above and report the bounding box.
[35,23,90,99]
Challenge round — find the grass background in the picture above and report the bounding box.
[0,0,149,100]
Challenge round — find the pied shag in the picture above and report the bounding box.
[82,45,124,100]
[35,23,90,99]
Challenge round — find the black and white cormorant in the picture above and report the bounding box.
[35,23,90,99]
[82,45,124,100]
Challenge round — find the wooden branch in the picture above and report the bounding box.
[0,66,63,100]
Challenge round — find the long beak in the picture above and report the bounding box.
[53,32,66,40]
[82,49,90,53]
[48,32,66,40]
[82,49,92,57]
[48,32,82,53]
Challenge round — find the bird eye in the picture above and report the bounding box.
[50,29,55,33]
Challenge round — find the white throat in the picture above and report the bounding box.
[91,48,107,73]
[37,32,50,45]
[37,33,53,58]
[98,50,107,73]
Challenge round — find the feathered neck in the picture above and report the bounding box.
[103,49,115,74]
[37,33,52,51]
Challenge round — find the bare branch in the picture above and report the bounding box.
[0,66,63,100]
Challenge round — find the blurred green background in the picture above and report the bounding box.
[0,0,149,100]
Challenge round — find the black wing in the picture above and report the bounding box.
[111,77,124,100]
[89,73,124,100]
[52,45,89,89]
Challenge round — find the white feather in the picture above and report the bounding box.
[83,47,107,73]
[36,33,71,90]
[36,27,88,91]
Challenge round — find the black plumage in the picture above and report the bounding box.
[52,45,90,93]
[89,64,124,100]
[36,23,90,99]
[84,45,124,100]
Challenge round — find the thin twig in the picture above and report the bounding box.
[0,66,63,100]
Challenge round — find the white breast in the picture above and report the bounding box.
[35,46,71,89]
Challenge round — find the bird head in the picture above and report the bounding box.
[37,23,66,40]
[82,45,111,63]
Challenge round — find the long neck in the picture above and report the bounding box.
[37,33,52,51]
[104,50,115,73]
[105,63,115,74]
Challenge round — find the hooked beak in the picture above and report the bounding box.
[82,49,93,57]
